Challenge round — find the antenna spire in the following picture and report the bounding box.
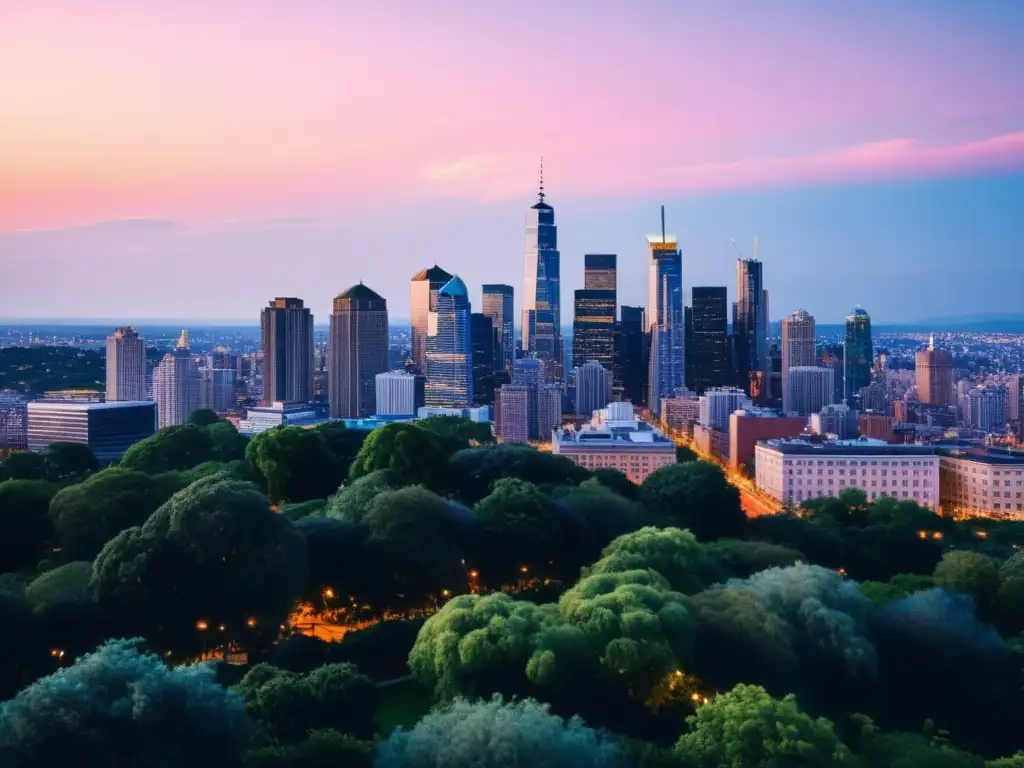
[753,236,758,261]
[660,205,666,243]
[538,157,545,202]
[928,333,935,352]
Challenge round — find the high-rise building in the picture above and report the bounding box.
[261,297,314,405]
[522,165,563,382]
[967,385,1008,433]
[690,287,729,395]
[616,306,647,405]
[207,346,233,371]
[375,371,422,417]
[916,336,955,407]
[787,366,834,417]
[426,276,473,408]
[781,309,816,415]
[512,357,546,440]
[733,254,766,394]
[699,386,753,431]
[105,327,147,402]
[538,383,563,440]
[495,384,530,444]
[410,265,454,375]
[199,368,236,413]
[572,289,615,371]
[647,207,684,413]
[584,253,617,292]
[482,284,514,371]
[573,360,613,417]
[0,390,28,450]
[844,307,873,400]
[470,312,500,407]
[329,283,389,419]
[811,403,859,439]
[27,400,156,462]
[153,330,200,428]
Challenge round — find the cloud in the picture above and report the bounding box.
[421,154,504,182]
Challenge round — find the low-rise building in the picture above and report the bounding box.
[938,446,1024,518]
[26,399,156,463]
[238,402,327,435]
[730,408,807,471]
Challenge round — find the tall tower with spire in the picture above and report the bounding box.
[646,206,684,413]
[153,329,200,428]
[522,159,563,382]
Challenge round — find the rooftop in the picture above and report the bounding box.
[28,399,155,410]
[439,276,469,297]
[411,265,453,283]
[760,436,938,457]
[337,282,386,302]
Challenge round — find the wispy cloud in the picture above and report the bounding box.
[421,155,504,182]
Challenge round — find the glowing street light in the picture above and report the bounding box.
[323,588,335,599]
[246,618,257,628]
[196,620,209,631]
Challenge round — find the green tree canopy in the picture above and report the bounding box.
[446,443,591,504]
[24,561,92,612]
[39,442,99,480]
[557,478,646,554]
[205,421,250,463]
[246,427,343,504]
[590,467,640,500]
[859,573,934,605]
[673,684,853,767]
[120,424,217,474]
[375,695,627,768]
[0,451,49,482]
[704,538,804,579]
[313,422,368,479]
[675,445,698,463]
[933,551,1001,615]
[49,467,188,561]
[418,415,496,448]
[474,478,560,585]
[188,409,221,427]
[0,638,253,768]
[583,527,716,596]
[0,479,56,572]
[348,422,448,490]
[324,469,402,525]
[242,729,373,768]
[640,462,745,542]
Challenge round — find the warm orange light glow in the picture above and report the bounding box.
[196,620,209,631]
[976,530,989,538]
[441,589,450,597]
[246,618,257,628]
[520,566,528,573]
[218,624,226,632]
[932,531,943,540]
[917,530,928,539]
[323,588,335,599]
[469,570,479,579]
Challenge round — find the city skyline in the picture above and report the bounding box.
[1,2,1022,323]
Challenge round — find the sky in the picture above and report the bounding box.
[1,0,1022,324]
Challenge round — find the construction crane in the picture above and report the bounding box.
[732,236,758,260]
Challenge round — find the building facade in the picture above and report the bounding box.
[375,371,422,417]
[811,403,858,440]
[538,383,563,441]
[0,390,28,451]
[939,447,1024,517]
[470,312,500,407]
[573,360,613,417]
[699,386,752,431]
[572,289,616,371]
[481,284,514,372]
[495,384,530,444]
[844,307,873,399]
[915,336,955,407]
[199,367,236,413]
[967,385,1008,433]
[425,276,473,408]
[152,330,200,429]
[27,400,156,462]
[786,366,834,418]
[237,402,326,435]
[261,297,314,405]
[733,256,766,394]
[411,265,454,375]
[647,211,684,413]
[781,309,816,415]
[616,305,647,406]
[105,326,147,402]
[690,287,729,395]
[329,283,389,419]
[522,173,563,382]
[728,408,807,471]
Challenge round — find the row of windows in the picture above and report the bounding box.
[792,468,928,477]
[786,488,932,504]
[789,479,929,488]
[790,458,931,467]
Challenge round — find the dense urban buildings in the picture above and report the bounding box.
[0,390,28,450]
[261,297,314,405]
[781,309,817,414]
[728,408,807,471]
[470,312,500,407]
[732,254,766,394]
[689,287,729,394]
[26,399,156,462]
[328,284,389,419]
[199,367,236,413]
[811,403,859,439]
[481,284,514,371]
[425,276,473,408]
[844,307,873,399]
[616,305,647,405]
[646,208,684,413]
[105,326,147,402]
[522,170,563,382]
[511,357,545,441]
[699,386,752,431]
[152,330,200,428]
[410,265,453,375]
[916,335,955,407]
[939,447,1024,516]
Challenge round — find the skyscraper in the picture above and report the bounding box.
[616,305,647,405]
[105,327,147,402]
[733,254,766,394]
[781,309,816,415]
[916,336,955,407]
[786,366,834,417]
[572,289,616,371]
[261,297,314,405]
[574,360,613,417]
[512,357,545,440]
[410,265,454,375]
[647,207,684,413]
[482,284,514,371]
[470,312,500,407]
[375,371,423,417]
[845,307,873,400]
[690,287,729,395]
[522,164,562,382]
[495,384,529,443]
[584,253,617,292]
[199,368,236,413]
[426,276,473,408]
[329,283,389,419]
[153,330,200,428]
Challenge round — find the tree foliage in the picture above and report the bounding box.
[39,442,99,480]
[313,422,368,480]
[0,479,56,571]
[24,561,92,612]
[474,478,561,584]
[583,527,716,596]
[120,424,217,474]
[418,415,496,448]
[933,551,1001,615]
[446,443,590,504]
[324,469,402,525]
[640,462,744,541]
[246,427,344,504]
[348,422,448,490]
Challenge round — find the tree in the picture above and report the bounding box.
[747,514,846,570]
[409,593,557,700]
[120,424,217,474]
[313,422,368,479]
[49,467,188,561]
[24,561,92,612]
[0,479,56,571]
[418,415,496,448]
[558,479,646,553]
[446,444,591,504]
[246,427,343,504]
[704,538,804,579]
[849,720,984,768]
[39,442,99,480]
[673,684,853,767]
[188,409,221,427]
[279,499,327,521]
[0,638,253,768]
[583,527,716,596]
[348,422,448,490]
[206,421,250,463]
[933,551,1001,615]
[92,479,307,656]
[591,467,639,500]
[859,574,934,605]
[0,451,49,482]
[324,469,401,525]
[375,695,627,768]
[294,516,367,602]
[243,729,373,768]
[640,462,744,542]
[474,478,560,585]
[675,445,698,463]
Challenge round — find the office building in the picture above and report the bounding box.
[728,408,807,471]
[811,403,858,440]
[375,371,422,417]
[755,437,940,508]
[967,385,1009,433]
[471,312,500,407]
[647,207,684,412]
[237,402,326,435]
[939,446,1024,517]
[915,336,955,407]
[572,289,616,370]
[152,330,200,429]
[786,366,835,417]
[538,384,563,440]
[329,283,389,419]
[207,346,233,371]
[512,357,545,440]
[26,400,156,462]
[0,390,28,451]
[845,308,873,399]
[859,411,898,443]
[661,391,701,433]
[411,265,454,375]
[699,386,752,431]
[482,284,514,371]
[781,309,817,414]
[690,287,729,394]
[616,306,647,405]
[733,254,766,394]
[425,276,473,409]
[495,385,530,444]
[105,326,147,402]
[584,253,617,292]
[261,297,314,405]
[553,402,675,483]
[573,360,613,417]
[199,367,236,413]
[522,167,563,381]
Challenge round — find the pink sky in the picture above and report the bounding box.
[1,1,1022,231]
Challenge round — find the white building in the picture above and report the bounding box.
[699,387,752,431]
[939,447,1024,518]
[755,436,940,508]
[376,371,419,417]
[967,385,1008,434]
[152,331,200,429]
[416,406,490,422]
[781,309,816,414]
[105,326,147,402]
[553,401,676,483]
[237,402,327,435]
[495,385,529,443]
[786,367,834,417]
[574,361,613,417]
[810,403,858,440]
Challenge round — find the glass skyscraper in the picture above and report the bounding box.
[571,289,616,371]
[522,169,562,382]
[261,297,314,405]
[425,276,473,408]
[646,208,684,414]
[329,283,389,418]
[410,265,454,375]
[690,287,729,395]
[733,256,766,394]
[616,305,647,406]
[482,284,514,371]
[844,307,873,400]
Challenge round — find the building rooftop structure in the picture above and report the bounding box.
[759,435,937,456]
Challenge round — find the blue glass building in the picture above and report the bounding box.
[426,276,474,408]
[522,166,562,382]
[646,214,685,413]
